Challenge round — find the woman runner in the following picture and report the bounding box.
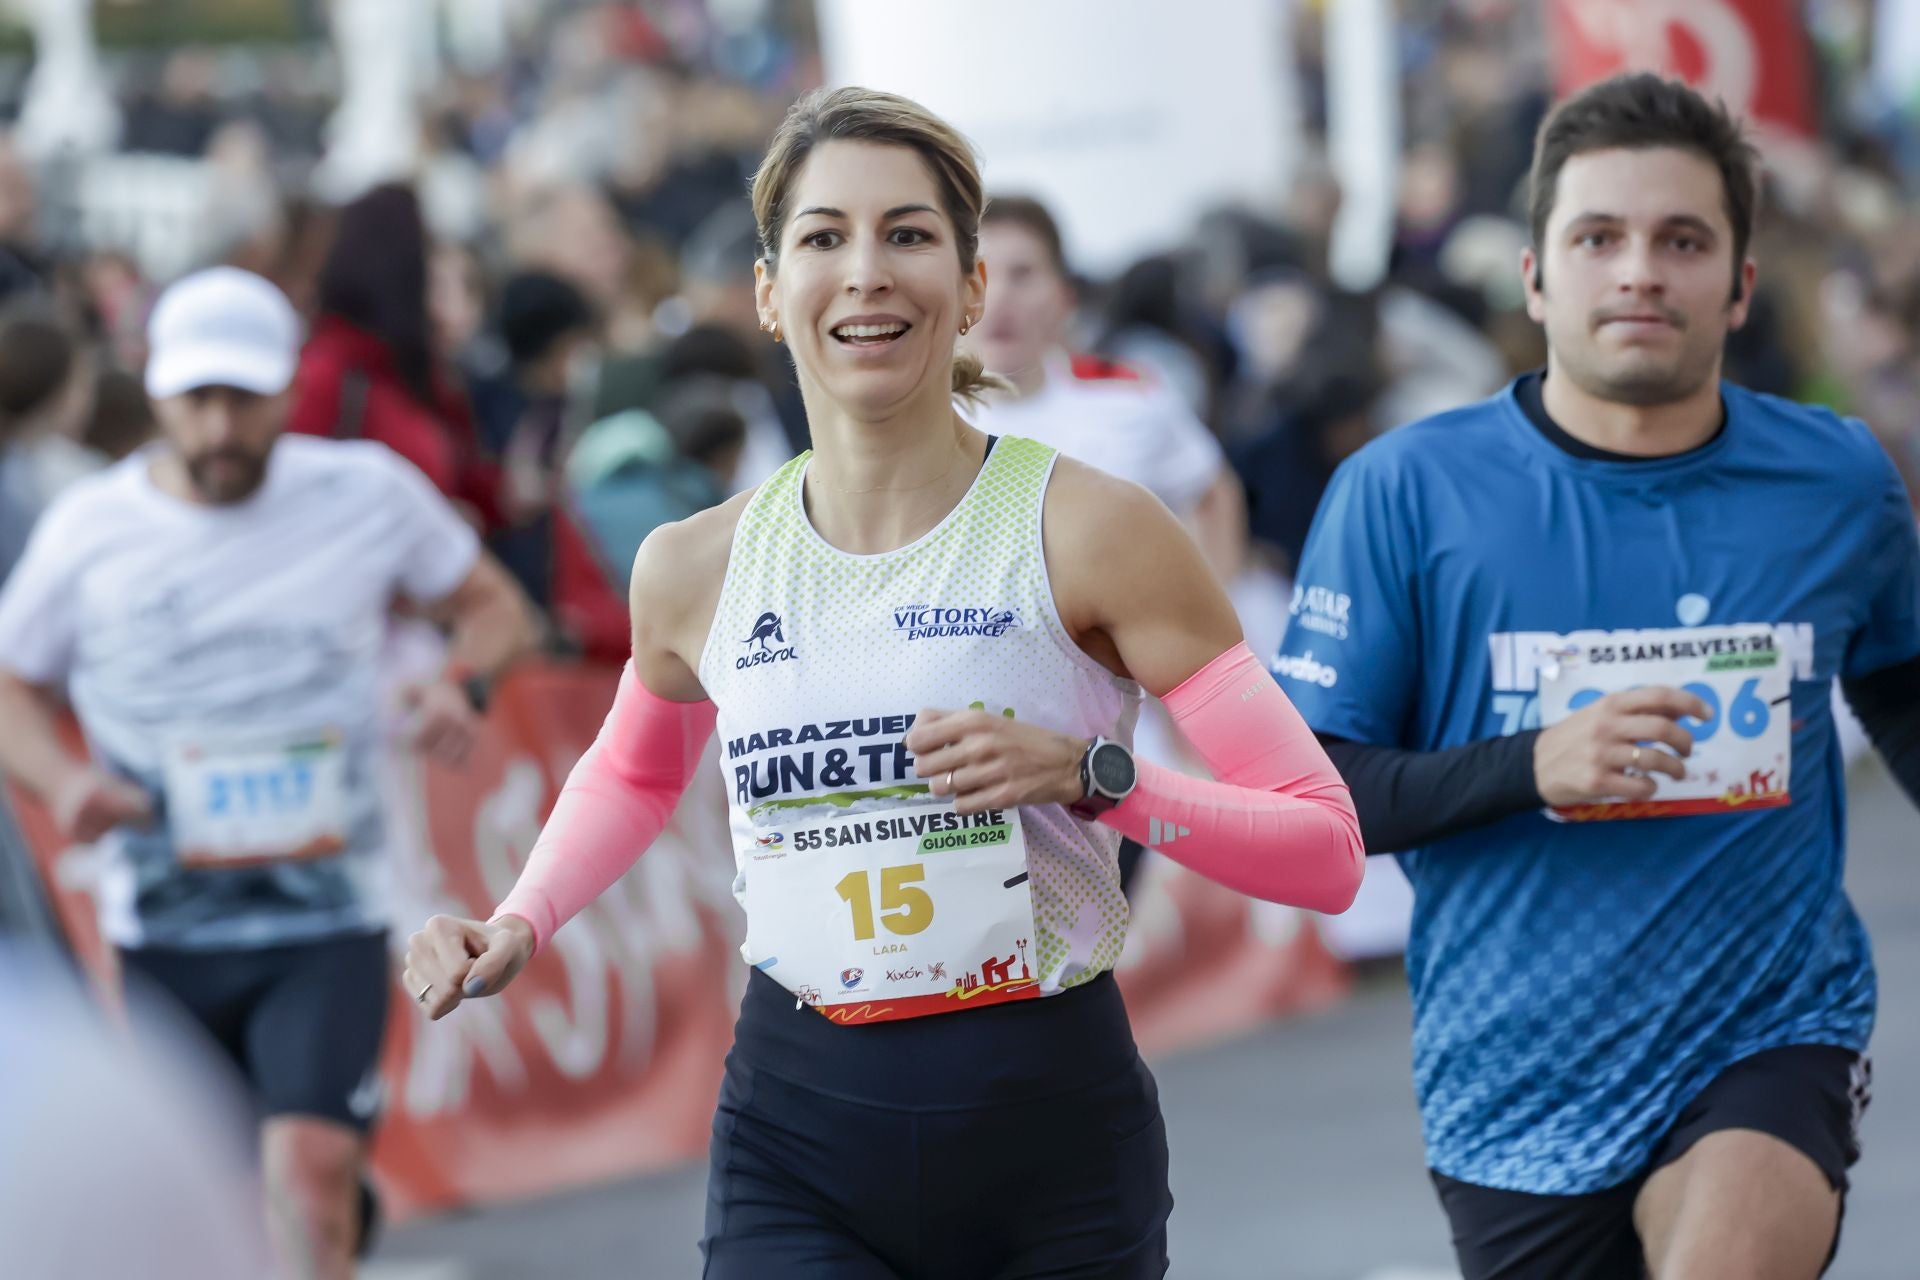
[403,87,1365,1279]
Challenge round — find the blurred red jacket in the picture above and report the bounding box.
[286,316,629,660]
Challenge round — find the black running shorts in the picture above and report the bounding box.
[1432,1043,1870,1280]
[120,930,392,1133]
[702,968,1172,1279]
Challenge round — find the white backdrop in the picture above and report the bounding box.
[814,0,1302,276]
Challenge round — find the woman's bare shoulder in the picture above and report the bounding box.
[627,487,758,678]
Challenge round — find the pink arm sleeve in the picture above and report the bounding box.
[491,663,718,953]
[1101,643,1365,913]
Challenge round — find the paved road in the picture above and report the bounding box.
[372,760,1917,1279]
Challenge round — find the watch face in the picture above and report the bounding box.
[1090,742,1135,795]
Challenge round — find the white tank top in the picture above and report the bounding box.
[698,435,1142,994]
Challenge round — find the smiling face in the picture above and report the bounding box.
[1523,146,1755,407]
[755,140,985,421]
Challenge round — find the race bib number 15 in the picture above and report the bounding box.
[741,799,1042,1023]
[1537,623,1791,820]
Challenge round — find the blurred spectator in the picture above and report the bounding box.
[568,376,746,588]
[429,240,491,368]
[611,73,763,249]
[0,305,100,587]
[644,322,796,492]
[120,48,225,156]
[82,367,156,463]
[78,249,153,372]
[0,133,49,304]
[507,182,632,316]
[1092,253,1235,424]
[452,267,629,659]
[1232,372,1382,573]
[287,183,499,526]
[469,270,598,606]
[667,201,811,456]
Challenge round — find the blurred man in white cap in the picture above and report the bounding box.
[0,266,539,1279]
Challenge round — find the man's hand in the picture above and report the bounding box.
[51,767,154,843]
[399,679,479,767]
[905,707,1087,815]
[1534,685,1713,806]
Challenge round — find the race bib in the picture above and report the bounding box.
[162,730,350,869]
[742,799,1042,1023]
[1537,624,1791,820]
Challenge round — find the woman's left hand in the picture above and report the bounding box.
[906,707,1087,815]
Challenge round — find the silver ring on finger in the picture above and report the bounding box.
[944,770,954,792]
[1630,746,1643,771]
[415,981,433,1004]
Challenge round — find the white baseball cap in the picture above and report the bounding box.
[144,266,303,400]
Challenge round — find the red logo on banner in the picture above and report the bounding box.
[1549,0,1814,139]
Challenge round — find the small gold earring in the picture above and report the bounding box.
[770,320,782,343]
[960,316,972,335]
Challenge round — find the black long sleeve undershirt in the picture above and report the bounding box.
[1317,730,1543,853]
[1319,653,1920,854]
[1841,652,1920,808]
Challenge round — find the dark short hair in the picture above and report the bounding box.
[660,324,758,384]
[0,304,74,433]
[1528,73,1760,293]
[981,194,1068,278]
[655,375,746,465]
[498,271,595,368]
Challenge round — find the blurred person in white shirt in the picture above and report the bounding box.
[966,195,1246,582]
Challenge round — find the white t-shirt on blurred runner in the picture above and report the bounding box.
[966,352,1224,516]
[0,434,479,950]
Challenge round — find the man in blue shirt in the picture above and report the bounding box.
[1276,74,1920,1279]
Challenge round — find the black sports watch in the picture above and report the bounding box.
[1069,737,1137,819]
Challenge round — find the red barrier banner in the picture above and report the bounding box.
[1548,0,1816,140]
[7,661,1347,1220]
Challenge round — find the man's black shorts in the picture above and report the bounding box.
[1432,1044,1871,1280]
[121,930,392,1133]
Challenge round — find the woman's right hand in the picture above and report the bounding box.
[403,913,536,1021]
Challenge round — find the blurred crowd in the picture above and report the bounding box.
[2,0,1918,646]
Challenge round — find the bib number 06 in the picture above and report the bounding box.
[1567,676,1772,743]
[835,865,934,940]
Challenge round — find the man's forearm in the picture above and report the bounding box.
[0,672,87,800]
[1317,731,1544,852]
[447,592,541,681]
[441,558,544,683]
